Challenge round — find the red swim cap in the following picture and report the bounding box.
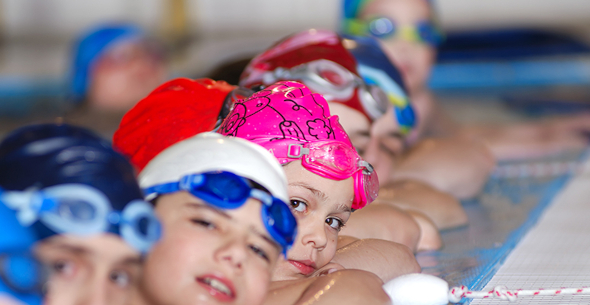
[113,78,236,172]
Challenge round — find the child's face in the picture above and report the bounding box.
[89,40,167,112]
[35,234,142,305]
[360,0,436,93]
[140,191,280,305]
[272,160,353,281]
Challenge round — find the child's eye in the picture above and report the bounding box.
[249,245,270,262]
[52,260,75,276]
[290,200,307,213]
[325,217,344,231]
[109,270,131,288]
[191,219,216,229]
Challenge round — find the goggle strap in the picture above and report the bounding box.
[144,182,181,198]
[249,188,273,206]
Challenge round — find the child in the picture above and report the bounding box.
[135,133,298,305]
[0,202,45,305]
[70,24,168,111]
[342,0,590,161]
[66,24,168,136]
[0,123,161,305]
[218,81,420,279]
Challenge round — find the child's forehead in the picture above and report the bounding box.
[39,233,140,261]
[361,0,432,22]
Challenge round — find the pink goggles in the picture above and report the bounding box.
[271,140,378,210]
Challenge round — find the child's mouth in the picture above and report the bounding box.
[196,275,236,302]
[288,259,316,276]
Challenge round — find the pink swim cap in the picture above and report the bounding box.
[218,81,378,209]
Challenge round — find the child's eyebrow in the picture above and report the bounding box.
[386,131,404,140]
[186,202,281,251]
[335,203,353,214]
[290,182,328,202]
[45,242,91,256]
[116,256,144,266]
[355,130,371,138]
[184,202,231,219]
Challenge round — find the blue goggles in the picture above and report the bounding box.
[144,171,297,254]
[0,252,46,305]
[370,18,443,46]
[359,64,417,134]
[0,185,161,254]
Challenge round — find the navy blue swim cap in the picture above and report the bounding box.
[70,24,144,102]
[0,124,144,238]
[0,202,43,305]
[343,35,417,132]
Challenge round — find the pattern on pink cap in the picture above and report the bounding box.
[218,81,353,162]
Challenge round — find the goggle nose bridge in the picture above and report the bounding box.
[287,144,310,158]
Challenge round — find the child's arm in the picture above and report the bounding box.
[331,237,421,282]
[340,204,422,251]
[391,137,495,200]
[265,270,391,305]
[378,179,469,230]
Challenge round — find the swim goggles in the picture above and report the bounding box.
[0,252,46,297]
[358,64,417,134]
[0,185,161,254]
[143,171,297,254]
[347,17,443,46]
[275,140,379,210]
[263,59,392,120]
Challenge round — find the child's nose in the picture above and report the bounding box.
[299,216,328,251]
[215,236,249,273]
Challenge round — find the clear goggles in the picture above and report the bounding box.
[285,141,379,209]
[367,18,443,46]
[263,59,390,120]
[143,171,297,253]
[0,185,161,254]
[0,252,46,298]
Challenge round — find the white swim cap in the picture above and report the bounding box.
[139,132,289,203]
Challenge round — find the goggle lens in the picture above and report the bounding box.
[396,103,417,131]
[296,141,377,209]
[56,198,96,222]
[203,173,251,204]
[186,172,252,209]
[364,169,380,203]
[305,142,360,177]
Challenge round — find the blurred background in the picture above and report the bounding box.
[1,0,590,134]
